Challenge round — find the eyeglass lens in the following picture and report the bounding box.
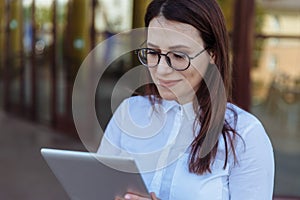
[138,49,190,70]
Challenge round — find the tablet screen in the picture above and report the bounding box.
[41,148,149,200]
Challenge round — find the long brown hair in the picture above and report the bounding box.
[143,0,239,174]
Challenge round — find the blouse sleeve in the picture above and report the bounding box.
[228,120,275,200]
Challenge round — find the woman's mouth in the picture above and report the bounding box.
[158,79,181,87]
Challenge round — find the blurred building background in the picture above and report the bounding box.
[0,0,299,199]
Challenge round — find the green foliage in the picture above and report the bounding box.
[35,7,53,26]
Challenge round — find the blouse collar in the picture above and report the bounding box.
[158,99,197,121]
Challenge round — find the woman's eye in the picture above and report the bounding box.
[147,50,158,56]
[148,51,157,55]
[172,53,186,59]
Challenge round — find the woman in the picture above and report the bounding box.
[98,0,274,199]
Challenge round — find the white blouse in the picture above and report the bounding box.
[98,96,274,200]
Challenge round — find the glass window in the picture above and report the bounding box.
[251,10,300,196]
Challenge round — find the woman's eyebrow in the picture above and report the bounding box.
[147,42,191,51]
[168,44,190,51]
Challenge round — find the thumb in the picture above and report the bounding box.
[150,192,159,200]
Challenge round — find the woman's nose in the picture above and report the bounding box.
[156,56,173,74]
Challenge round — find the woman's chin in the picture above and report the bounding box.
[158,90,194,104]
[158,90,178,102]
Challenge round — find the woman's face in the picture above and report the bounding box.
[147,16,212,104]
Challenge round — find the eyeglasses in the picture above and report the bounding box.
[136,47,207,71]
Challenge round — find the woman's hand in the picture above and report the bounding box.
[115,192,159,200]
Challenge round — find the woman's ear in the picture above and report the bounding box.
[209,51,216,64]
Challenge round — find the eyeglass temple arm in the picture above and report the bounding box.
[190,48,208,59]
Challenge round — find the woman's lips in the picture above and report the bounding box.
[158,79,181,87]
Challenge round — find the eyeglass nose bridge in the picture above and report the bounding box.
[156,52,173,69]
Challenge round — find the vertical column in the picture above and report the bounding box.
[232,0,255,111]
[65,0,91,116]
[51,0,57,126]
[4,1,10,112]
[90,0,97,50]
[9,1,23,114]
[19,0,25,114]
[132,0,152,28]
[131,0,151,69]
[0,1,5,109]
[31,0,37,120]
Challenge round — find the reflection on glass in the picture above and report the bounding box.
[95,0,133,33]
[251,37,300,196]
[252,38,300,104]
[251,6,300,196]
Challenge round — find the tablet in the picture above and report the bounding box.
[41,148,149,200]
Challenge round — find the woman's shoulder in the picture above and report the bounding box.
[225,103,264,131]
[225,103,272,151]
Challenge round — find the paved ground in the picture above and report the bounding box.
[0,112,85,200]
[0,105,300,199]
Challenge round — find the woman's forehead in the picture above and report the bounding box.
[149,16,198,35]
[147,17,203,48]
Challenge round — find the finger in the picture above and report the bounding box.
[115,196,125,200]
[124,193,150,200]
[150,192,159,200]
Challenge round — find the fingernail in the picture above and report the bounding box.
[124,194,131,199]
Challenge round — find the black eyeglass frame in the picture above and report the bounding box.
[135,47,207,71]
